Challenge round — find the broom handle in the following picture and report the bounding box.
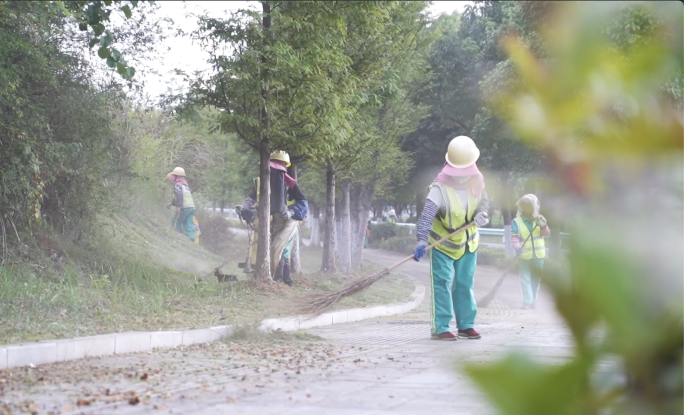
[384,221,477,273]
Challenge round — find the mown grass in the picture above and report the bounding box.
[0,206,414,344]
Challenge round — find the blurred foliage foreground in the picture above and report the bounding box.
[463,2,683,415]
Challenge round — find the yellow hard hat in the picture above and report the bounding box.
[170,166,186,177]
[270,150,291,167]
[445,136,480,168]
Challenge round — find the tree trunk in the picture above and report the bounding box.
[501,174,515,258]
[352,184,374,270]
[374,200,385,222]
[310,202,320,247]
[290,164,301,274]
[416,188,425,219]
[255,142,272,280]
[339,180,352,274]
[350,184,362,269]
[255,1,272,281]
[321,161,337,272]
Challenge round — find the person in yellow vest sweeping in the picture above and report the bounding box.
[512,194,551,310]
[413,136,490,341]
[166,167,196,242]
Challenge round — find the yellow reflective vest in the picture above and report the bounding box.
[513,216,546,259]
[428,182,479,260]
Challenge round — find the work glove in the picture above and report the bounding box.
[413,242,427,262]
[474,211,489,227]
[242,209,255,223]
[282,209,294,220]
[535,215,547,227]
[515,247,524,257]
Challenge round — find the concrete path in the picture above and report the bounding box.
[0,249,578,415]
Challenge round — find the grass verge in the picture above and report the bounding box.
[0,211,414,344]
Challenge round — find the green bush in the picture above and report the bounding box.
[476,245,508,268]
[368,223,410,247]
[378,235,415,256]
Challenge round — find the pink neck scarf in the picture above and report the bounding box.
[269,160,297,188]
[167,174,189,187]
[433,162,484,198]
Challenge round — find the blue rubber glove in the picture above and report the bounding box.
[413,242,426,262]
[242,209,255,223]
[515,247,523,257]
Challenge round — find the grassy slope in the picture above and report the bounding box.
[0,197,414,344]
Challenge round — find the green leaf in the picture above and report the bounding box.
[106,57,116,68]
[116,63,126,74]
[89,37,100,48]
[100,31,114,47]
[130,0,139,7]
[79,22,88,31]
[121,5,132,19]
[126,67,136,79]
[466,353,591,415]
[92,23,105,36]
[97,47,110,59]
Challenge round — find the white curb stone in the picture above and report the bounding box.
[0,282,425,370]
[6,343,57,368]
[115,332,152,355]
[0,347,7,370]
[151,331,183,349]
[56,334,116,361]
[182,328,217,346]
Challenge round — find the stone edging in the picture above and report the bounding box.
[0,283,425,370]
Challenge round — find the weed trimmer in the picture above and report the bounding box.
[293,221,477,318]
[476,224,538,307]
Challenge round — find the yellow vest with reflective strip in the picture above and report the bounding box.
[428,182,479,260]
[179,184,195,209]
[514,217,546,259]
[254,177,295,207]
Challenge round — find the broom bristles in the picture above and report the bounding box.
[293,267,391,318]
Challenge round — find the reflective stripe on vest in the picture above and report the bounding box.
[180,184,195,209]
[514,217,545,259]
[427,182,480,260]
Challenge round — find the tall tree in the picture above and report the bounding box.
[190,2,372,280]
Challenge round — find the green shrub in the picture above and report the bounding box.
[476,245,508,267]
[378,235,415,256]
[368,223,410,247]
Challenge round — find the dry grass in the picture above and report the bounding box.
[0,211,414,345]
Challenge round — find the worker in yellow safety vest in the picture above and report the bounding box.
[512,194,551,310]
[166,167,197,242]
[413,136,490,341]
[240,151,308,286]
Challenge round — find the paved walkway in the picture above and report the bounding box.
[0,250,577,415]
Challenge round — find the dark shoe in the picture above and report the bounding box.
[457,329,481,339]
[431,331,458,341]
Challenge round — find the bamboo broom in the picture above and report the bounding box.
[293,221,477,318]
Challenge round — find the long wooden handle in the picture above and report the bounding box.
[385,221,477,272]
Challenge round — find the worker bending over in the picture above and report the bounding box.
[242,151,307,286]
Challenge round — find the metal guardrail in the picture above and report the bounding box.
[392,222,570,239]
